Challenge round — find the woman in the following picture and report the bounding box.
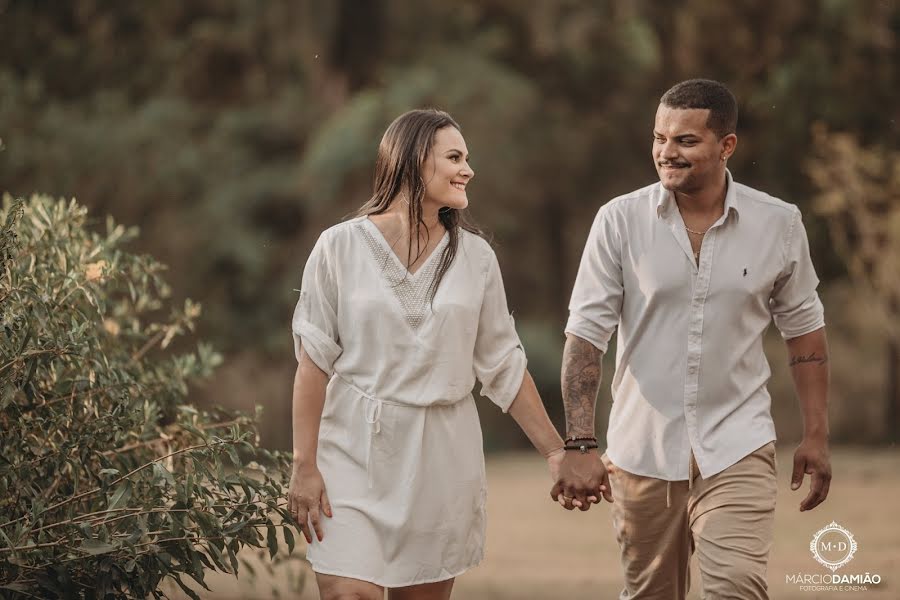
[289,109,565,600]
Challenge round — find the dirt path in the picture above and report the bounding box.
[172,446,899,599]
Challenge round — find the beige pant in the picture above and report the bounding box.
[602,443,777,600]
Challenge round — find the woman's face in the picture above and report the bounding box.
[421,126,474,211]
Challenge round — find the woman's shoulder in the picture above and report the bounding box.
[457,227,496,272]
[301,218,367,268]
[316,216,367,247]
[458,227,492,251]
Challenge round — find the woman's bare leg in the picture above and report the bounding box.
[316,573,384,600]
[388,578,454,600]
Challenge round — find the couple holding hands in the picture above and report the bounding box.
[289,79,832,600]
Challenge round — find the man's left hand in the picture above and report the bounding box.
[791,437,831,512]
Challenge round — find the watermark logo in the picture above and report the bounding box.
[809,521,857,572]
[786,521,883,592]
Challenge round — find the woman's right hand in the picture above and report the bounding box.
[288,462,332,543]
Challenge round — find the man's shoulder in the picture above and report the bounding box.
[606,181,660,209]
[596,181,660,221]
[733,181,801,219]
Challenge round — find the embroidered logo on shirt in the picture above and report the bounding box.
[743,268,748,277]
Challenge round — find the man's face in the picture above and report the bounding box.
[652,104,734,194]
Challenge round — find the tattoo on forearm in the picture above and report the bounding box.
[789,352,828,367]
[561,336,603,438]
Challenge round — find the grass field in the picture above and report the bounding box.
[170,446,899,599]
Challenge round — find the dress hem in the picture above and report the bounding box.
[308,553,484,588]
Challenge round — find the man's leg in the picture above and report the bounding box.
[603,454,692,600]
[688,442,777,600]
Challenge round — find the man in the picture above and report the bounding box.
[551,79,831,599]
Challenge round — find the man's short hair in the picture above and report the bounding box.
[660,79,738,139]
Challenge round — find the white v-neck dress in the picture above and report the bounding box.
[291,216,527,586]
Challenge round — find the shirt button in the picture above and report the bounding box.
[688,366,698,374]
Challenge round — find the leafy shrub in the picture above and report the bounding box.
[0,194,299,598]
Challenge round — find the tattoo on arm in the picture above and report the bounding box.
[789,352,828,367]
[561,335,603,438]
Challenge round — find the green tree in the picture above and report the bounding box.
[0,195,299,598]
[2,1,898,448]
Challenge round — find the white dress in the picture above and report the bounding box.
[291,216,527,586]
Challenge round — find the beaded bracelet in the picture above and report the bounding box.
[563,436,599,453]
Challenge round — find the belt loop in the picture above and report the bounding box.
[666,481,671,509]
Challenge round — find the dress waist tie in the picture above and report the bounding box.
[336,375,396,489]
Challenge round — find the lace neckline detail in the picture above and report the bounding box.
[355,220,448,329]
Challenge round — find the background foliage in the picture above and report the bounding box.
[1,0,898,450]
[0,195,300,597]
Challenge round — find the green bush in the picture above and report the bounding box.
[0,195,299,598]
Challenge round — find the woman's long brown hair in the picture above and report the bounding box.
[355,109,484,302]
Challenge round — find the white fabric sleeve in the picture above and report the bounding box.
[473,251,527,413]
[564,206,623,353]
[770,207,826,339]
[292,233,342,374]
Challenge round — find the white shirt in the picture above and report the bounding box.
[565,171,825,480]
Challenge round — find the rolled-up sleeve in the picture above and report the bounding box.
[292,233,342,374]
[473,251,527,413]
[565,206,623,353]
[770,207,825,339]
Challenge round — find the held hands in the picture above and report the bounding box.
[547,449,595,509]
[288,462,333,543]
[550,450,613,511]
[791,436,832,512]
[546,447,565,483]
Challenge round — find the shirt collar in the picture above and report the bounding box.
[723,169,739,222]
[656,169,740,222]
